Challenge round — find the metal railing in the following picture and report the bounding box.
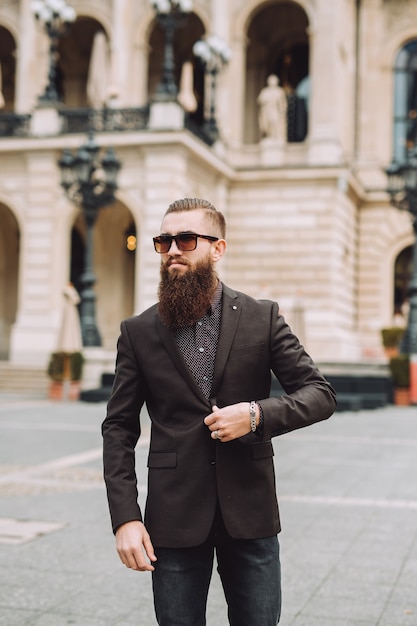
[287,94,308,143]
[0,107,150,139]
[0,102,307,144]
[0,113,32,138]
[60,107,150,134]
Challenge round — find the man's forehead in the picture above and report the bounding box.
[160,209,207,233]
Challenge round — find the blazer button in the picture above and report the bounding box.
[209,456,216,465]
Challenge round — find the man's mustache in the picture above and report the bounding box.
[165,258,190,267]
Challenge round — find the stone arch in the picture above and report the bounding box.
[137,5,211,59]
[70,198,137,350]
[393,244,413,319]
[241,0,310,143]
[0,190,24,230]
[0,25,17,111]
[381,28,417,69]
[233,0,314,37]
[380,29,417,159]
[391,38,417,161]
[0,12,19,44]
[70,2,113,35]
[57,15,110,107]
[147,11,206,120]
[387,233,414,319]
[380,215,414,327]
[0,201,20,360]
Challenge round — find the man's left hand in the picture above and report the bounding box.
[204,402,259,442]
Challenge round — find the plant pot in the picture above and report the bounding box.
[384,346,399,359]
[48,380,81,401]
[394,388,410,406]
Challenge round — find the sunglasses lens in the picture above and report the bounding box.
[177,234,197,251]
[153,233,199,253]
[154,236,171,253]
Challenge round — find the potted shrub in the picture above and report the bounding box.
[389,354,410,405]
[381,327,405,357]
[47,351,84,401]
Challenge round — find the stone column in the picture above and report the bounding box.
[211,0,229,39]
[210,0,231,142]
[308,0,347,164]
[355,0,386,182]
[15,0,39,113]
[110,0,134,107]
[9,151,72,364]
[226,32,245,144]
[137,145,194,313]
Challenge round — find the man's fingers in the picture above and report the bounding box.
[133,552,156,571]
[115,520,156,572]
[143,534,157,564]
[122,548,155,572]
[204,405,220,428]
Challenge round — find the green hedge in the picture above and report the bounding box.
[389,354,409,389]
[47,352,84,382]
[381,327,404,348]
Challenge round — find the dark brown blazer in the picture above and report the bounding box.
[102,284,336,547]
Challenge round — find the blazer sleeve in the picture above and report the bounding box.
[258,302,337,440]
[102,320,147,533]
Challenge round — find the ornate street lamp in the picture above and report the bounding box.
[58,134,121,346]
[31,0,76,103]
[149,0,192,101]
[386,144,417,404]
[193,35,231,143]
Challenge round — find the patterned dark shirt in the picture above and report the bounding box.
[173,282,223,399]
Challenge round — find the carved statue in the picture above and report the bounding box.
[178,61,197,113]
[257,75,287,142]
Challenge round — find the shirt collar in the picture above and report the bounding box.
[208,281,223,315]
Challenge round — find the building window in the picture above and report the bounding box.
[394,245,412,316]
[245,1,309,144]
[0,26,16,111]
[393,40,417,162]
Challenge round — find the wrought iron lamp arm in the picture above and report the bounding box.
[57,134,121,347]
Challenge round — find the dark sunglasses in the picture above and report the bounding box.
[153,232,219,253]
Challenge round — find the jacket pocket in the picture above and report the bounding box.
[228,342,266,361]
[147,451,177,468]
[250,441,274,460]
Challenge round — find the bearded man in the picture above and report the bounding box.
[102,197,336,626]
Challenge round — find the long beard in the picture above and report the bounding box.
[158,257,218,329]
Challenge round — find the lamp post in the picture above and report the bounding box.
[386,145,417,404]
[193,35,231,143]
[149,0,192,101]
[31,0,76,103]
[58,134,121,347]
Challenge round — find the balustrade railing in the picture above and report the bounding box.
[0,102,307,144]
[0,113,32,137]
[61,107,150,134]
[287,94,308,143]
[0,107,150,138]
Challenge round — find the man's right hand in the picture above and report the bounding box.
[115,520,157,572]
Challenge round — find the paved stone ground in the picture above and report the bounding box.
[0,393,416,625]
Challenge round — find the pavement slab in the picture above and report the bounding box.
[0,395,416,625]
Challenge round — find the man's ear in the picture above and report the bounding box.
[212,239,227,263]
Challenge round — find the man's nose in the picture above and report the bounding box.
[168,239,182,254]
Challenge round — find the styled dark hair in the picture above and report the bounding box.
[165,197,226,238]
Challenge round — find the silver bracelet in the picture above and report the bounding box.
[249,401,257,432]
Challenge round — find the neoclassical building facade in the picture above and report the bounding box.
[0,0,415,386]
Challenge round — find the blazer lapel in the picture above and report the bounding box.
[211,286,241,399]
[155,313,209,403]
